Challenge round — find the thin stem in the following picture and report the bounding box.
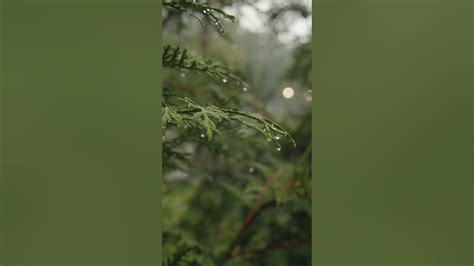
[223,199,276,261]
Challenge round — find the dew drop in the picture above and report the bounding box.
[266,137,272,142]
[222,78,228,83]
[200,134,205,138]
[242,87,248,92]
[248,167,255,173]
[180,72,186,77]
[274,135,281,140]
[277,147,281,151]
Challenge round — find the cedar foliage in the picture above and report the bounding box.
[162,1,311,265]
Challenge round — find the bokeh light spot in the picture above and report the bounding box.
[282,87,294,99]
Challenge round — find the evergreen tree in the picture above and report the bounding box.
[162,1,311,265]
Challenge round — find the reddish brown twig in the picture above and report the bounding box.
[223,154,311,261]
[244,171,280,222]
[224,199,276,260]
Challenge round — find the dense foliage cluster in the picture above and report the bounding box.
[162,1,311,265]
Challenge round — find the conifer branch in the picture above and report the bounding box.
[223,199,276,261]
[162,45,249,87]
[163,97,296,148]
[163,0,236,34]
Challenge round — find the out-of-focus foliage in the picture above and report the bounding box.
[162,1,312,265]
[287,42,312,88]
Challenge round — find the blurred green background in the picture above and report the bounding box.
[1,1,161,263]
[314,0,473,264]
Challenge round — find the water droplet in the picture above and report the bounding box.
[200,134,205,138]
[222,78,228,83]
[266,137,272,142]
[242,87,248,92]
[162,125,166,129]
[274,135,281,140]
[248,167,255,173]
[277,147,281,151]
